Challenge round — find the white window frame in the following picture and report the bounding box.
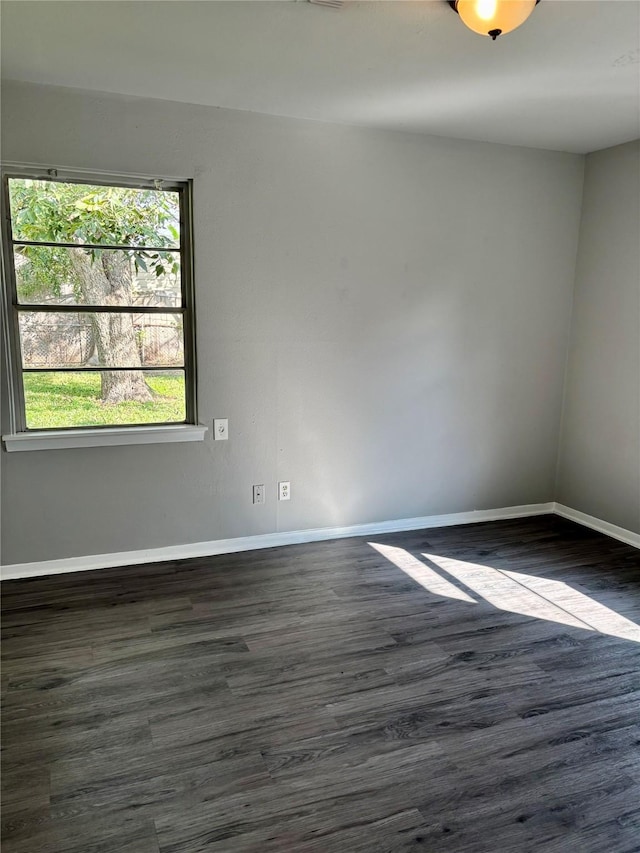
[1,165,206,451]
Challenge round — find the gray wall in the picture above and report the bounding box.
[1,81,584,564]
[556,141,640,533]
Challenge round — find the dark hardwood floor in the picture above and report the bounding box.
[2,515,639,853]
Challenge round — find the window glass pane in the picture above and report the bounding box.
[14,246,182,307]
[8,179,180,248]
[19,312,184,368]
[23,370,186,429]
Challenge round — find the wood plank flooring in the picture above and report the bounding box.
[2,515,639,853]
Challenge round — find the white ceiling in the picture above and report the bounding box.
[2,0,639,153]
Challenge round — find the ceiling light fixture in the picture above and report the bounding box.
[448,0,540,41]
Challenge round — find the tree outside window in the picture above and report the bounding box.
[2,171,196,430]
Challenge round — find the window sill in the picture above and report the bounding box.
[2,424,208,452]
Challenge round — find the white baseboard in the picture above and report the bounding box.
[1,502,554,581]
[553,503,640,550]
[4,501,636,581]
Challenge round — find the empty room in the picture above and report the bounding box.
[1,1,639,851]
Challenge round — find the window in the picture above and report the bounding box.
[1,168,198,443]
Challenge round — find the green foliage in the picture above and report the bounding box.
[23,372,186,428]
[16,245,72,301]
[10,178,180,301]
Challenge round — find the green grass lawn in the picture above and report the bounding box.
[24,372,186,428]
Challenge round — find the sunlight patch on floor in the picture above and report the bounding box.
[368,543,640,643]
[423,552,592,632]
[500,567,640,643]
[369,542,476,603]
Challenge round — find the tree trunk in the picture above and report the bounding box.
[70,249,153,403]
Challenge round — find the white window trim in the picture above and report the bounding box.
[1,164,200,450]
[3,423,208,452]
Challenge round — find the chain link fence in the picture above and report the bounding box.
[20,313,183,368]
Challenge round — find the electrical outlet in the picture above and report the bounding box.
[278,481,291,501]
[214,418,228,440]
[253,484,265,505]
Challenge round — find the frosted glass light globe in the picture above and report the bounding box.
[454,0,537,39]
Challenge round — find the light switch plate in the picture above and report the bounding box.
[214,418,228,440]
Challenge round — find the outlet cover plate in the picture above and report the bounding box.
[278,481,291,501]
[214,418,228,440]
